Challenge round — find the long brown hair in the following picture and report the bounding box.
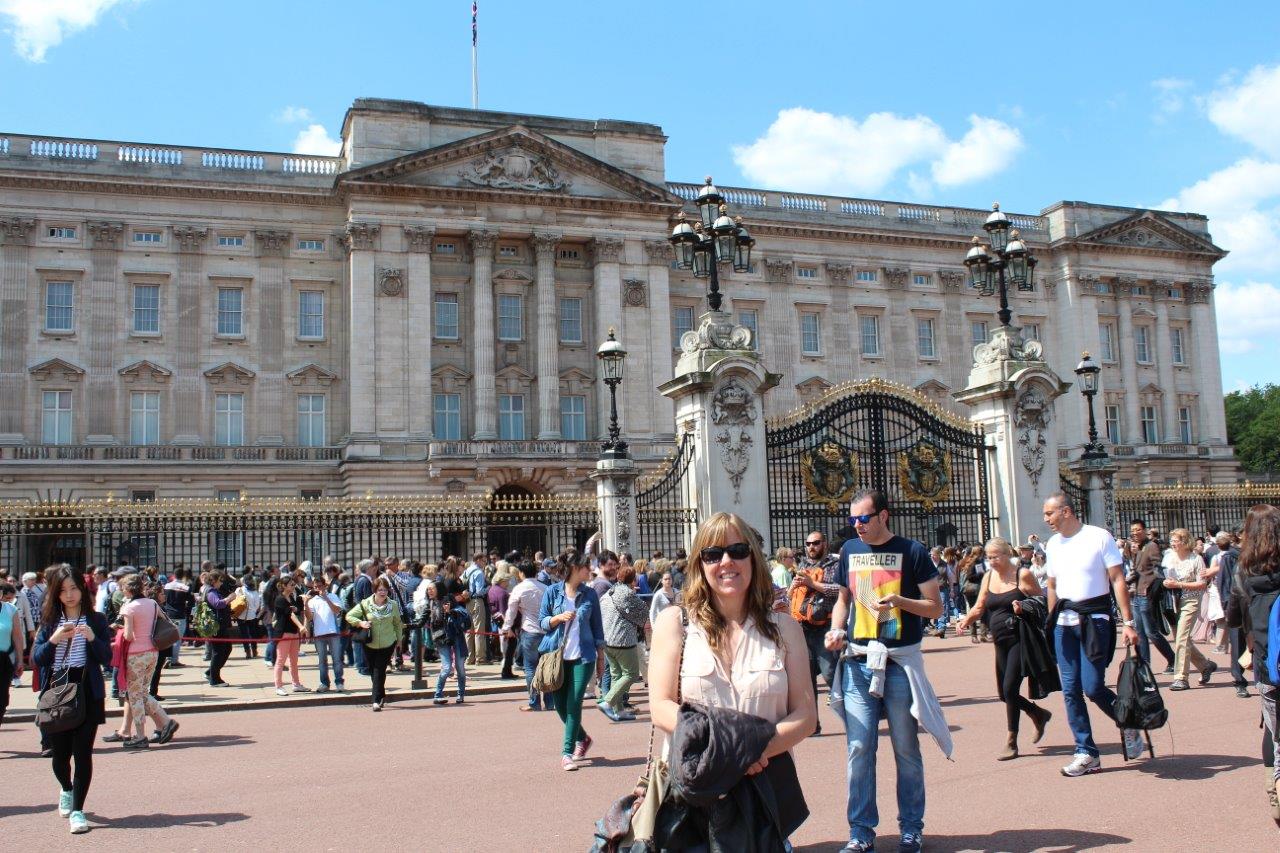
[957,545,984,575]
[1239,504,1280,577]
[41,563,89,626]
[684,512,782,654]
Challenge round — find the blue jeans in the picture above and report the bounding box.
[520,631,553,710]
[264,625,276,665]
[313,635,344,689]
[934,587,951,632]
[1131,595,1175,668]
[169,619,187,664]
[1054,622,1118,758]
[435,636,467,700]
[836,658,925,843]
[342,634,354,666]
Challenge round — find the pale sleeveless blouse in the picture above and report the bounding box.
[678,612,790,725]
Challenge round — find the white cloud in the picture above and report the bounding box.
[1160,159,1280,274]
[1214,280,1280,355]
[930,115,1024,188]
[291,124,341,156]
[276,106,314,124]
[730,107,1021,197]
[1206,64,1280,157]
[0,0,139,62]
[1151,77,1191,120]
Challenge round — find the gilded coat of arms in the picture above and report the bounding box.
[800,440,860,513]
[897,439,952,511]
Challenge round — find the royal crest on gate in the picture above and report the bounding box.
[800,439,860,513]
[897,439,952,511]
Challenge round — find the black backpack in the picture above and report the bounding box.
[1114,645,1168,733]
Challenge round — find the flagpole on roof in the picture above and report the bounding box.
[471,2,479,109]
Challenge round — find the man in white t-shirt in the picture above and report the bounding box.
[304,576,345,693]
[1043,492,1143,776]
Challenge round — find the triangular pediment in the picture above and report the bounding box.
[915,378,950,395]
[29,357,85,381]
[340,125,679,205]
[796,376,833,393]
[431,364,472,393]
[1140,381,1163,394]
[118,359,173,382]
[203,361,256,385]
[1074,211,1226,258]
[286,363,339,386]
[493,268,534,286]
[559,367,595,393]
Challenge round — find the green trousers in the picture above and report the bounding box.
[603,645,641,710]
[554,659,594,756]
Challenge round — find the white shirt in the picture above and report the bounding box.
[1046,523,1123,626]
[307,592,341,636]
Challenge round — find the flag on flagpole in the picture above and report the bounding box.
[471,2,479,108]
[472,2,478,46]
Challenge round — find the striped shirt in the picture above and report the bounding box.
[52,616,88,669]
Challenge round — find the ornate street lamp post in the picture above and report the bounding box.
[669,177,756,312]
[963,203,1038,329]
[1074,351,1108,461]
[596,327,628,460]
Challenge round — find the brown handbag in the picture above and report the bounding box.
[150,599,181,651]
[35,620,87,734]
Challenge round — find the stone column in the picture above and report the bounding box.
[405,226,435,440]
[533,232,562,439]
[591,457,639,554]
[171,226,207,444]
[762,257,795,412]
[643,240,676,439]
[469,230,498,439]
[1114,280,1142,444]
[1054,271,1097,453]
[1153,284,1178,443]
[591,237,624,440]
[1190,280,1227,443]
[884,267,911,377]
[659,311,782,549]
[344,221,380,455]
[85,222,124,444]
[253,230,290,445]
[937,269,966,381]
[956,327,1071,544]
[0,217,35,443]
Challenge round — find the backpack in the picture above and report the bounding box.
[104,586,124,625]
[192,601,220,638]
[789,567,836,626]
[1114,645,1168,738]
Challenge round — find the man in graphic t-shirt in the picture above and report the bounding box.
[1043,492,1143,776]
[827,490,943,853]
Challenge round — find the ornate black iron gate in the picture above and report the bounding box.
[1058,466,1091,526]
[766,379,991,551]
[635,431,699,557]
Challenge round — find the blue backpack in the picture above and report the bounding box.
[1268,594,1280,685]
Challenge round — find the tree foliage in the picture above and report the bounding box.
[1225,384,1280,473]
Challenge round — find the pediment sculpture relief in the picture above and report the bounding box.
[460,145,568,192]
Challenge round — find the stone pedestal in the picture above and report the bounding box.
[1069,455,1118,532]
[659,310,781,548]
[591,457,639,555]
[956,325,1071,545]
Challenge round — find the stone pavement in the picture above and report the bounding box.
[5,639,526,722]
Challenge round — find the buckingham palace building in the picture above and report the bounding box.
[0,97,1240,511]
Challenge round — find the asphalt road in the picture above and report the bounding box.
[2,637,1275,851]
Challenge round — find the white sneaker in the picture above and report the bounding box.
[1060,752,1102,777]
[1122,728,1145,760]
[275,688,288,696]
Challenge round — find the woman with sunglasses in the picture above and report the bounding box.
[537,556,605,770]
[648,513,816,824]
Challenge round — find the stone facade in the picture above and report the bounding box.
[0,98,1238,502]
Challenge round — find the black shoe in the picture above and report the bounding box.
[156,718,180,744]
[40,748,54,758]
[152,696,166,702]
[122,736,150,750]
[1162,665,1175,675]
[1235,685,1251,698]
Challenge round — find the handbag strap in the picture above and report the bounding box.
[638,607,688,787]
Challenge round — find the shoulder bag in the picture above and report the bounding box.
[150,599,181,651]
[533,603,570,694]
[351,601,373,645]
[35,619,88,735]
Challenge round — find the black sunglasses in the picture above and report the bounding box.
[700,542,752,563]
[805,540,823,547]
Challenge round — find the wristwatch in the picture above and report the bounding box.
[1122,618,1136,628]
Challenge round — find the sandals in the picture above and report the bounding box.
[102,731,126,743]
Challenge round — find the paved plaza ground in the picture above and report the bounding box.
[2,636,1276,851]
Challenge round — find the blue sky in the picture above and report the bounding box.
[3,0,1280,392]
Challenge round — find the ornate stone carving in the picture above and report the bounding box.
[377,267,405,297]
[343,221,381,252]
[680,310,753,355]
[459,144,568,192]
[87,221,124,248]
[824,262,853,284]
[643,240,673,262]
[171,225,207,252]
[1114,275,1138,296]
[403,225,435,253]
[973,325,1043,366]
[254,229,290,256]
[531,232,562,256]
[468,229,499,255]
[623,278,647,307]
[203,361,256,386]
[764,257,793,281]
[1014,385,1052,494]
[1076,273,1100,295]
[0,217,35,245]
[897,439,952,511]
[29,358,85,382]
[591,236,624,264]
[1188,280,1213,303]
[1113,227,1174,249]
[711,378,757,504]
[884,267,910,289]
[118,360,172,383]
[938,269,965,290]
[614,480,633,551]
[1102,471,1117,532]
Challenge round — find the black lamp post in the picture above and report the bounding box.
[669,177,756,312]
[1074,351,1108,461]
[962,203,1038,328]
[597,327,628,459]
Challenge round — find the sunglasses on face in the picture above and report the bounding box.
[805,541,823,547]
[700,542,752,563]
[849,512,879,526]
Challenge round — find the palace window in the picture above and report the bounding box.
[433,393,461,440]
[1134,326,1152,363]
[1024,323,1040,341]
[1099,323,1116,362]
[133,230,162,244]
[214,392,244,447]
[129,391,160,446]
[916,318,936,358]
[737,309,759,351]
[216,288,243,336]
[48,226,76,240]
[860,314,881,356]
[1104,405,1121,445]
[133,285,160,334]
[1171,327,1186,365]
[434,294,459,339]
[498,244,521,259]
[41,390,72,445]
[559,297,583,344]
[218,235,245,248]
[297,394,326,447]
[297,238,325,251]
[913,273,930,286]
[498,394,525,440]
[800,312,821,355]
[1140,405,1159,445]
[673,306,695,346]
[856,270,877,283]
[45,282,74,332]
[971,320,988,348]
[498,294,523,341]
[298,291,325,339]
[1179,407,1194,444]
[797,266,818,279]
[560,395,587,440]
[434,242,456,255]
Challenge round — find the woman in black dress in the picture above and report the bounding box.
[958,538,1052,760]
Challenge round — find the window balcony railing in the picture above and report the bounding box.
[0,445,342,462]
